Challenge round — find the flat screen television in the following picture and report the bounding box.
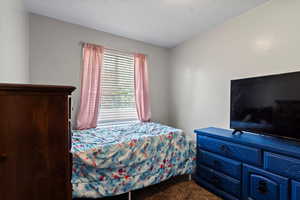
[230,71,300,140]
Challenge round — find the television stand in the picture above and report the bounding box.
[194,127,300,200]
[232,129,244,135]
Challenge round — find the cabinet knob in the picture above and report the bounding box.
[211,176,220,185]
[0,153,7,162]
[257,180,268,194]
[213,160,220,167]
[220,145,229,153]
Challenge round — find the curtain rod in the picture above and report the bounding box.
[79,41,147,56]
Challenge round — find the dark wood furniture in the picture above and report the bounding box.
[0,83,75,200]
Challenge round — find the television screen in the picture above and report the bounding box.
[230,71,300,140]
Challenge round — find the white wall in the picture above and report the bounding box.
[169,0,300,140]
[0,0,29,83]
[29,14,171,125]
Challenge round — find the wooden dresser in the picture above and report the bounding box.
[0,84,75,200]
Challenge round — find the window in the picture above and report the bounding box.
[97,49,138,127]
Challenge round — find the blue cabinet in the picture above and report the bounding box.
[197,149,241,179]
[292,180,300,200]
[264,152,300,181]
[195,127,300,200]
[197,135,262,166]
[243,164,288,200]
[197,165,241,197]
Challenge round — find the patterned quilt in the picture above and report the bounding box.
[71,122,196,198]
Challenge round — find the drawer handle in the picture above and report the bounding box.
[213,160,220,167]
[257,180,268,194]
[0,153,7,162]
[220,145,229,153]
[211,176,220,185]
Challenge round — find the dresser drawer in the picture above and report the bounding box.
[197,135,262,166]
[292,180,300,200]
[197,164,241,197]
[243,164,289,200]
[264,152,300,181]
[197,149,241,179]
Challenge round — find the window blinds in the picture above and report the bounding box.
[97,49,138,127]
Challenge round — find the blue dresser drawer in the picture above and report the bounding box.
[264,152,300,181]
[197,164,241,197]
[243,164,288,200]
[198,135,262,166]
[292,180,300,200]
[197,149,242,179]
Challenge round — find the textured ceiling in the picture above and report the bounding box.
[25,0,270,48]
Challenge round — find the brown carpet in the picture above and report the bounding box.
[75,176,222,200]
[134,177,222,200]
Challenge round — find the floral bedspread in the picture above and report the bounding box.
[71,122,196,198]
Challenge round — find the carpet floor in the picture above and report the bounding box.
[134,178,222,200]
[75,176,222,200]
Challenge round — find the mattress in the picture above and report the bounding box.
[71,122,196,198]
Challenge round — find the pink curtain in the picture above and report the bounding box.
[76,44,103,130]
[134,54,151,122]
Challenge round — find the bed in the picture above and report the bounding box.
[71,122,196,198]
